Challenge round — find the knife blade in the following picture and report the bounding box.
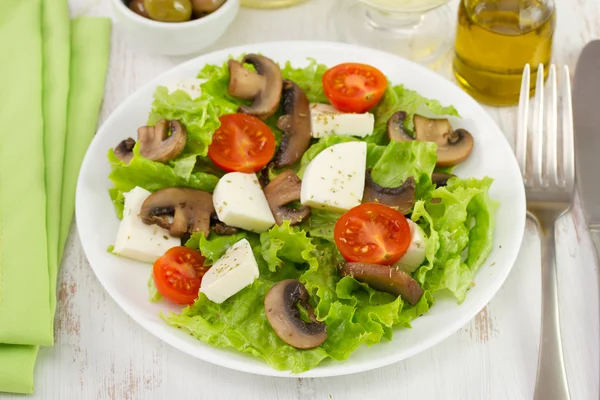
[573,40,600,251]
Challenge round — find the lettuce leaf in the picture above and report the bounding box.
[260,221,317,272]
[412,177,497,302]
[370,140,438,199]
[280,59,329,103]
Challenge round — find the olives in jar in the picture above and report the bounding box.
[143,0,193,22]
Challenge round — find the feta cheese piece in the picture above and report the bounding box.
[113,187,180,264]
[393,220,427,273]
[300,141,367,212]
[213,172,275,233]
[164,78,207,100]
[310,103,375,138]
[200,238,260,303]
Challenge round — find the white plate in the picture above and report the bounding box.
[76,41,526,378]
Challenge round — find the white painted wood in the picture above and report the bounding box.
[3,0,599,398]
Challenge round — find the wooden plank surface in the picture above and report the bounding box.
[4,0,600,398]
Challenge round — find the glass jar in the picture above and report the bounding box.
[453,0,556,106]
[241,0,308,8]
[331,0,454,65]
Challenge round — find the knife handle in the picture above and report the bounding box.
[591,228,600,262]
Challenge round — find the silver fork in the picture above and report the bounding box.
[516,63,574,400]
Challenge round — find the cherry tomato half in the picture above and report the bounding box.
[153,246,209,305]
[334,203,411,265]
[208,113,276,173]
[322,63,388,113]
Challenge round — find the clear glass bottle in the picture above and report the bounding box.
[330,0,454,65]
[241,0,308,8]
[453,0,556,106]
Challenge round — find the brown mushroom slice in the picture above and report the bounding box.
[140,188,214,238]
[114,137,136,163]
[138,119,187,164]
[431,172,456,187]
[227,54,283,120]
[274,80,312,168]
[338,262,424,306]
[362,170,416,215]
[191,0,225,14]
[264,169,311,226]
[387,111,414,142]
[413,115,474,168]
[209,212,239,235]
[265,279,327,349]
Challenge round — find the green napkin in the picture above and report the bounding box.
[0,0,111,393]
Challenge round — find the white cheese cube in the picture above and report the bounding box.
[310,103,375,138]
[113,187,181,264]
[200,238,260,303]
[213,172,275,233]
[300,141,367,212]
[393,220,427,273]
[164,78,207,100]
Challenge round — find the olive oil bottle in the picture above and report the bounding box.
[453,0,555,106]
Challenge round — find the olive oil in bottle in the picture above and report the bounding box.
[453,0,555,106]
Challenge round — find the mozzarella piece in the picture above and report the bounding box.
[300,141,366,212]
[310,103,375,138]
[164,78,207,100]
[394,220,427,273]
[213,172,275,233]
[200,238,260,303]
[113,187,181,264]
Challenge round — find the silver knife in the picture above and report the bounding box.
[573,40,600,255]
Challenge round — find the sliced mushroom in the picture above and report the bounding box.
[190,0,225,15]
[265,279,327,349]
[227,54,282,120]
[137,119,187,164]
[209,212,239,235]
[114,137,136,163]
[264,169,311,226]
[338,262,424,306]
[140,188,214,237]
[413,115,474,168]
[274,80,312,168]
[386,111,413,142]
[362,170,416,215]
[431,172,456,187]
[387,113,474,168]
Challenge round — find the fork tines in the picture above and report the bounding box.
[516,64,574,190]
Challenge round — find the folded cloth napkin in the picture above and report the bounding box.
[0,0,111,393]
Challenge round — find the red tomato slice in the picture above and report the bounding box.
[322,63,387,113]
[334,203,411,265]
[153,246,209,305]
[208,113,276,173]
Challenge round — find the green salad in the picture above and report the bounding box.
[107,54,497,372]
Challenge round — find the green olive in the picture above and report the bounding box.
[143,0,193,22]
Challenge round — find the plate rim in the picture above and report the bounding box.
[76,40,526,378]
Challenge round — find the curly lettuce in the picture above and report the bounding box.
[166,224,434,373]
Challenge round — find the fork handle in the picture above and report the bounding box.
[534,221,571,400]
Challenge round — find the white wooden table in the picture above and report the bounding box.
[6,0,600,398]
